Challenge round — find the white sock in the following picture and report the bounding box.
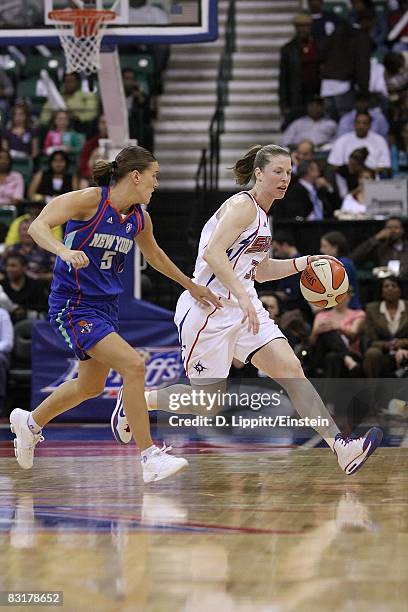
[141,444,157,461]
[27,413,41,434]
[144,390,157,410]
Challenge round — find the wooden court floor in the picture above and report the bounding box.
[0,439,407,612]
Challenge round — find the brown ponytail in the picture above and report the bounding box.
[232,143,291,186]
[92,145,157,186]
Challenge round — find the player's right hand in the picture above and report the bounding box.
[238,293,260,335]
[60,249,90,269]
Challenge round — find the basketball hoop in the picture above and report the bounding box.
[48,9,116,75]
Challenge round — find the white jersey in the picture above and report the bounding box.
[193,191,272,302]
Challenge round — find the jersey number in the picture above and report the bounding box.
[100,250,116,270]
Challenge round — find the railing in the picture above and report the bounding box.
[195,0,236,195]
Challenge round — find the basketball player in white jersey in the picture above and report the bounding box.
[112,144,382,475]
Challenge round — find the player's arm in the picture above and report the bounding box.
[255,255,341,283]
[28,188,101,269]
[135,211,221,309]
[202,195,260,333]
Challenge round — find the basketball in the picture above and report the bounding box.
[300,259,349,308]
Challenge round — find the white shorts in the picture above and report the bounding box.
[174,291,286,382]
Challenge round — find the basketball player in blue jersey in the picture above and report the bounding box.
[112,145,383,475]
[9,145,221,483]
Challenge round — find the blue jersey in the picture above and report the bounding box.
[51,186,144,300]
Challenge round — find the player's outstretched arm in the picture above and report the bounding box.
[28,188,101,269]
[135,211,221,309]
[256,254,341,282]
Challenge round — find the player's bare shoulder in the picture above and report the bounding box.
[70,187,103,221]
[216,192,257,226]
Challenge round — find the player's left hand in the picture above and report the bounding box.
[308,255,343,266]
[188,282,222,309]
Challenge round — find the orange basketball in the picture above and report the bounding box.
[300,259,349,308]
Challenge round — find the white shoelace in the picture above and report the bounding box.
[336,435,362,448]
[23,433,44,450]
[153,443,173,456]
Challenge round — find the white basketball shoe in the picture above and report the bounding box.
[333,427,383,475]
[142,444,188,483]
[10,408,44,470]
[110,386,132,444]
[111,386,155,444]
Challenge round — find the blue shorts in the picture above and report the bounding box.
[49,293,119,361]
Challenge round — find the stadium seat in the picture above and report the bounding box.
[16,77,47,109]
[323,2,349,18]
[120,53,155,94]
[119,53,155,76]
[0,205,17,228]
[374,1,387,15]
[11,158,33,188]
[7,319,33,411]
[23,54,61,80]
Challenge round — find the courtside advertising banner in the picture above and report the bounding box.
[31,300,183,421]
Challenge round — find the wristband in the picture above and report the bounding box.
[293,255,309,272]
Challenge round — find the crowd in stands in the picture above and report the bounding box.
[276,0,408,402]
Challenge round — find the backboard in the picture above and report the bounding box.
[0,0,217,45]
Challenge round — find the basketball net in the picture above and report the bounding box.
[48,8,116,75]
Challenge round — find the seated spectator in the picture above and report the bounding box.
[363,276,408,377]
[307,0,341,39]
[351,216,408,278]
[290,139,315,175]
[122,68,152,149]
[320,17,371,120]
[28,150,78,204]
[279,13,322,127]
[4,202,62,247]
[320,231,362,309]
[328,112,391,174]
[310,292,366,377]
[78,114,108,187]
[1,219,54,284]
[334,146,369,199]
[39,72,99,133]
[259,290,309,350]
[282,97,337,148]
[0,305,13,415]
[390,121,408,175]
[0,150,24,206]
[278,159,337,219]
[43,110,84,156]
[383,51,408,104]
[0,253,48,322]
[336,93,389,138]
[2,101,39,158]
[340,167,375,214]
